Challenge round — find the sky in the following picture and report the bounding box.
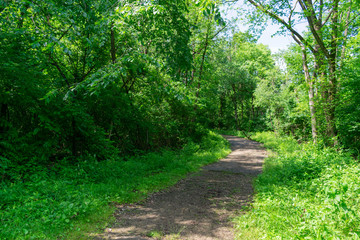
[257,24,295,53]
[220,1,306,53]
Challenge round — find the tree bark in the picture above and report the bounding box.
[71,116,77,156]
[0,103,9,134]
[198,27,210,82]
[218,94,225,129]
[246,0,349,146]
[111,23,116,63]
[293,34,318,143]
[340,3,352,68]
[232,84,239,130]
[325,0,339,146]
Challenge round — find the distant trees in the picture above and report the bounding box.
[1,0,360,182]
[196,31,280,134]
[0,0,204,181]
[245,0,359,146]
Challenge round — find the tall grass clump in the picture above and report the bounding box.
[0,131,230,240]
[234,132,360,239]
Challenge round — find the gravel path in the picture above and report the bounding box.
[96,135,267,240]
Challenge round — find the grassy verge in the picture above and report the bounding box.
[214,130,248,138]
[0,131,230,239]
[233,132,360,239]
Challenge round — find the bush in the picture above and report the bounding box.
[0,131,230,239]
[234,132,360,239]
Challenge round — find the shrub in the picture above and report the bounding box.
[0,131,230,239]
[234,132,360,239]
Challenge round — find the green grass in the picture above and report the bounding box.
[0,131,231,239]
[234,132,360,239]
[214,129,248,138]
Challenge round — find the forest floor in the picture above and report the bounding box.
[95,135,267,240]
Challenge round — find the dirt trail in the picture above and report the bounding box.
[95,135,267,240]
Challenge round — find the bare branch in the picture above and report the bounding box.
[322,10,333,26]
[340,1,352,66]
[58,24,73,41]
[81,65,96,81]
[298,0,330,58]
[48,53,71,87]
[289,0,300,27]
[345,12,360,28]
[246,0,315,53]
[291,33,302,46]
[319,0,323,25]
[194,24,227,55]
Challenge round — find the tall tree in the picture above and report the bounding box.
[244,0,359,145]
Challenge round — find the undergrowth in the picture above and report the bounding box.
[234,132,360,239]
[0,131,230,239]
[215,129,248,138]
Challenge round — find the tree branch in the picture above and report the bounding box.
[340,1,352,67]
[345,12,360,28]
[58,24,73,42]
[194,24,227,55]
[246,0,315,53]
[48,53,71,87]
[322,10,333,26]
[288,0,300,26]
[298,0,330,58]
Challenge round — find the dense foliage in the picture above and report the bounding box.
[1,0,207,179]
[0,131,230,239]
[1,0,360,238]
[244,0,360,147]
[235,132,360,239]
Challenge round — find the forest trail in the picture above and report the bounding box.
[95,135,267,240]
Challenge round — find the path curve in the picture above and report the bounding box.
[96,135,267,240]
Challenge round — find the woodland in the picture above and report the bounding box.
[1,0,360,239]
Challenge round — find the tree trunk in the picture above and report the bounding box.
[308,80,317,143]
[0,103,8,134]
[327,59,338,145]
[108,23,116,140]
[194,26,210,112]
[240,96,244,122]
[111,23,116,63]
[232,85,239,130]
[292,34,318,143]
[246,0,347,146]
[233,98,239,131]
[71,116,77,156]
[198,27,210,82]
[218,94,225,128]
[301,46,317,143]
[326,0,339,146]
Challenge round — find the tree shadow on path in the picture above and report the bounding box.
[95,135,267,240]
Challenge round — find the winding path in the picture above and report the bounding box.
[96,135,267,240]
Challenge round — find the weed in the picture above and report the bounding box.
[234,132,360,239]
[0,131,230,239]
[147,230,164,239]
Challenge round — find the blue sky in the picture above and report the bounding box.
[257,24,295,53]
[220,1,306,53]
